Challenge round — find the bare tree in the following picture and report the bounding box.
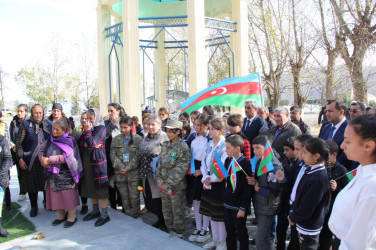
[248,0,290,107]
[317,0,342,101]
[329,0,376,103]
[288,0,320,107]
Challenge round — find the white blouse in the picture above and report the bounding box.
[191,133,209,162]
[328,164,376,250]
[200,137,228,189]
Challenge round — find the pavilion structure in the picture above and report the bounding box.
[97,0,248,116]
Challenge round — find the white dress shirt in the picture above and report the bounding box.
[331,116,346,139]
[328,164,376,250]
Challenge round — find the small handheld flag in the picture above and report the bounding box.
[188,152,196,174]
[334,168,357,181]
[230,159,240,192]
[257,141,275,176]
[250,156,258,177]
[211,150,229,180]
[137,186,145,192]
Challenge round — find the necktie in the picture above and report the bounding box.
[245,119,250,130]
[328,126,336,139]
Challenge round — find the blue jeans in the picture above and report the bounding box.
[256,214,274,250]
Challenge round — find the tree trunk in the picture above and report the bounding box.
[350,63,367,103]
[291,65,303,107]
[325,52,336,101]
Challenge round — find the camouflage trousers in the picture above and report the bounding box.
[161,188,186,234]
[117,180,141,218]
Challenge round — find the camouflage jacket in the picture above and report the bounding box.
[155,137,190,191]
[110,133,142,182]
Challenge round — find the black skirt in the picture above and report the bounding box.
[186,160,203,203]
[199,181,225,222]
[20,159,45,194]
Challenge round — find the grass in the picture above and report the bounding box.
[0,202,36,243]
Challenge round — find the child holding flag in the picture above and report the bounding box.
[247,135,283,250]
[199,118,228,250]
[223,135,252,250]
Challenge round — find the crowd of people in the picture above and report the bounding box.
[0,100,375,250]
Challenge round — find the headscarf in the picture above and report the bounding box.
[44,132,83,183]
[29,109,49,134]
[52,103,63,112]
[89,108,105,127]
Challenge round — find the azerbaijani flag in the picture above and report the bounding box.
[211,150,229,180]
[188,152,196,174]
[230,159,242,192]
[181,73,263,114]
[257,141,275,176]
[346,169,357,181]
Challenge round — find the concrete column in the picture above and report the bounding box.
[96,2,111,114]
[121,0,142,118]
[231,0,249,114]
[187,0,207,98]
[155,29,167,112]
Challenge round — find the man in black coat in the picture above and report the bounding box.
[290,105,311,134]
[0,134,12,237]
[242,100,268,156]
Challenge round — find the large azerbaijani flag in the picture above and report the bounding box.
[181,73,263,114]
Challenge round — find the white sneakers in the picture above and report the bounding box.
[215,241,227,250]
[188,229,200,242]
[203,239,218,249]
[17,194,26,202]
[196,230,211,243]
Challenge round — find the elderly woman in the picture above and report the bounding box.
[38,118,82,228]
[0,133,12,237]
[138,115,169,228]
[16,104,52,217]
[10,104,29,202]
[78,108,110,227]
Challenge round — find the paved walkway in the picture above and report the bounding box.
[1,168,201,250]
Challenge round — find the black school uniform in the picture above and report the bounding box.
[223,155,252,250]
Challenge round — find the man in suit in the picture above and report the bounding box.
[242,100,268,156]
[319,100,354,170]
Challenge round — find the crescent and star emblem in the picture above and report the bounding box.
[210,87,227,95]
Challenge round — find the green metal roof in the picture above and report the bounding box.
[111,0,232,20]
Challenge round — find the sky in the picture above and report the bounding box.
[0,0,97,112]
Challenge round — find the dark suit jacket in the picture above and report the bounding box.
[242,116,268,147]
[318,119,354,170]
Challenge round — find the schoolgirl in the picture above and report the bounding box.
[199,118,228,250]
[288,138,331,249]
[186,114,212,243]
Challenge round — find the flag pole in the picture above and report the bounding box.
[334,169,356,181]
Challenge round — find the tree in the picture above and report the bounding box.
[288,0,320,107]
[329,0,376,103]
[15,65,55,108]
[248,0,290,107]
[317,0,342,101]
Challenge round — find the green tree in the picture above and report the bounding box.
[15,65,55,108]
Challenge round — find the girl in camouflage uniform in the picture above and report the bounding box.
[155,120,191,237]
[110,116,143,218]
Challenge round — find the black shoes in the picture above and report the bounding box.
[0,228,10,238]
[64,218,78,228]
[152,220,166,229]
[52,214,68,226]
[80,205,88,215]
[83,212,101,221]
[94,216,110,227]
[30,207,38,217]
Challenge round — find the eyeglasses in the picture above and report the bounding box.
[350,109,361,113]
